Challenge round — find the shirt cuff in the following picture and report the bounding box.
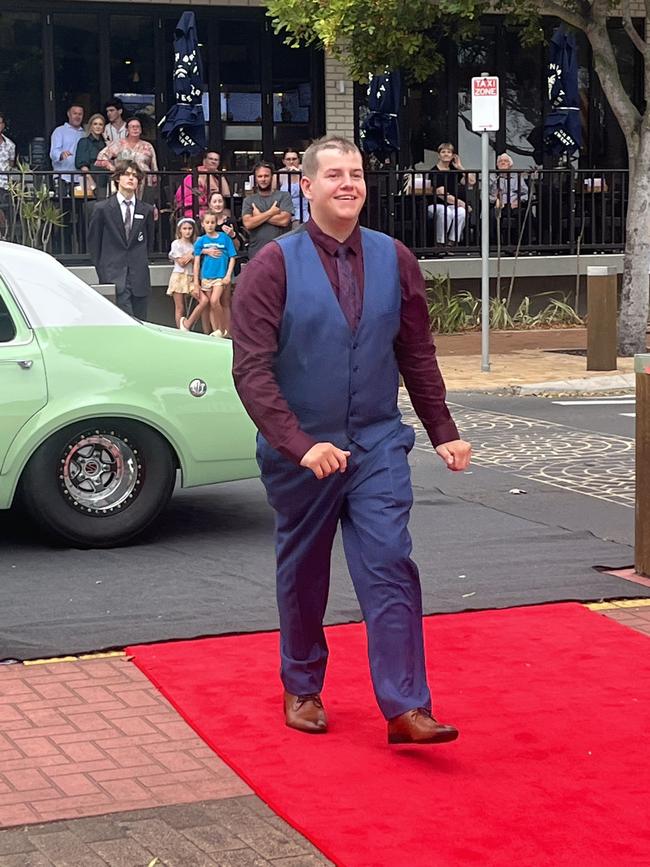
[277,430,318,465]
[425,419,461,449]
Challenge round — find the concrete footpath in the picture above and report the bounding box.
[435,326,637,393]
[0,326,646,866]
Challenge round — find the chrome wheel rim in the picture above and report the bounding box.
[59,432,142,514]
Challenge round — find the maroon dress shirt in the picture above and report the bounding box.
[231,219,460,464]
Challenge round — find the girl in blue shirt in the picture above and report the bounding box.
[180,210,237,337]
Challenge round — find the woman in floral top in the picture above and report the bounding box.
[96,117,159,200]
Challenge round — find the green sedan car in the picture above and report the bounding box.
[0,242,258,548]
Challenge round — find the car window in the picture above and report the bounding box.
[0,292,17,343]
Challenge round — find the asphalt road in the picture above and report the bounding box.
[448,391,636,438]
[0,392,645,660]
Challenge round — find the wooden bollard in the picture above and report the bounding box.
[586,265,617,371]
[636,354,650,577]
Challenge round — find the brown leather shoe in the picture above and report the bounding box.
[284,691,328,734]
[387,708,459,744]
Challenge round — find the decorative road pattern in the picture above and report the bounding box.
[399,395,635,507]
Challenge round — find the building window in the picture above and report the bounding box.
[0,11,44,157]
[219,20,263,170]
[53,13,100,125]
[110,14,156,140]
[272,39,312,154]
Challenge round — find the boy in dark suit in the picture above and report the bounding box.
[87,160,155,319]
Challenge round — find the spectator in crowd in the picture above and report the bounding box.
[489,152,528,241]
[49,104,85,186]
[75,113,109,198]
[87,160,155,320]
[427,143,475,244]
[167,217,197,328]
[181,209,237,337]
[278,147,309,228]
[0,112,16,234]
[241,162,293,259]
[175,151,231,218]
[103,98,127,144]
[207,190,242,251]
[95,118,159,202]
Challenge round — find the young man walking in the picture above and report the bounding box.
[231,135,471,745]
[87,160,155,319]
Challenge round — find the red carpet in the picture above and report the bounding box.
[128,604,650,866]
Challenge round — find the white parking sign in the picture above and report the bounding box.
[471,76,500,131]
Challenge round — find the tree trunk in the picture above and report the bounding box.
[619,129,650,356]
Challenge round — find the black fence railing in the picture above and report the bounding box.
[0,167,628,263]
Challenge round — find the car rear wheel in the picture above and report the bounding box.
[19,419,176,548]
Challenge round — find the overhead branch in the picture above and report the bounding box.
[622,8,648,57]
[538,1,588,30]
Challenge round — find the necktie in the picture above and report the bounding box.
[334,244,360,331]
[123,199,132,237]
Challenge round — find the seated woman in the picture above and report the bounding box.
[489,153,528,242]
[427,143,476,244]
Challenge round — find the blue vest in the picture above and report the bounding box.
[274,227,402,449]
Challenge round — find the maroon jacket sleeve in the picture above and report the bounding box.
[230,241,317,463]
[394,240,460,447]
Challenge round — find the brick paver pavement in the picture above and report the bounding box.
[1,603,648,864]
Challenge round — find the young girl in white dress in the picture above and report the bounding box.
[167,218,197,328]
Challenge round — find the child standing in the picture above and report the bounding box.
[167,218,197,328]
[181,209,237,337]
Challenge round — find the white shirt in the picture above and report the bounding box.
[116,191,136,225]
[104,122,128,144]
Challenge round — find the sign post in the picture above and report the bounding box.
[471,73,499,373]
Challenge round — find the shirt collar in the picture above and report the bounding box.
[305,218,362,257]
[117,192,135,206]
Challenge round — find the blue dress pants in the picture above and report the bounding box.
[258,424,432,720]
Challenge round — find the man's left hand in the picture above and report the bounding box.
[435,439,472,471]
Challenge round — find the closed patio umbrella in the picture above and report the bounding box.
[159,11,206,155]
[360,72,401,161]
[543,28,581,156]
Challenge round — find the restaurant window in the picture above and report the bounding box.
[110,15,156,140]
[53,13,100,126]
[219,20,263,170]
[272,38,312,154]
[502,29,544,168]
[404,64,449,169]
[0,11,44,157]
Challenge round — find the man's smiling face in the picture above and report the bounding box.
[301,149,366,227]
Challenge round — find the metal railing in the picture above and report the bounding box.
[0,167,628,263]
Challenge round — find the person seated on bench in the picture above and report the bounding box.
[489,153,528,243]
[427,143,476,245]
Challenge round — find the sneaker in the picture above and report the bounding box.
[210,329,223,338]
[179,317,190,332]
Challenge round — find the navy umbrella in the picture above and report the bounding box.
[159,11,206,155]
[543,28,581,156]
[360,72,401,161]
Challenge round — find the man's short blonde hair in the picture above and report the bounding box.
[301,135,362,178]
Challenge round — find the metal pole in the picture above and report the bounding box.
[481,128,490,372]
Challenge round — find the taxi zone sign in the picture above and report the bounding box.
[471,76,499,131]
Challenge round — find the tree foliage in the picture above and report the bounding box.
[266,0,492,83]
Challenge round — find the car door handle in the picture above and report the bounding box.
[16,360,33,369]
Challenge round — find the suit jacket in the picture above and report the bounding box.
[87,195,154,296]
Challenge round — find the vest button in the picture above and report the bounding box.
[353,365,359,372]
[352,343,358,350]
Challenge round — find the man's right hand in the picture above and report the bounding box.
[300,443,351,479]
